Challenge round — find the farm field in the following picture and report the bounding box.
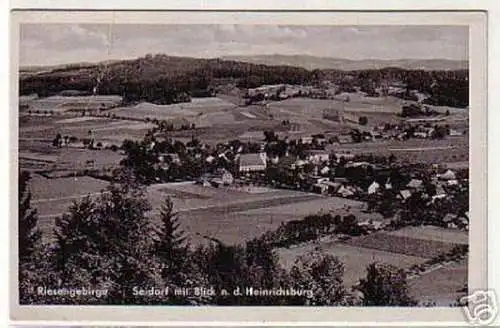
[28,174,110,236]
[240,197,384,223]
[109,97,237,124]
[385,226,468,245]
[20,115,155,143]
[278,243,428,287]
[55,148,125,168]
[341,232,462,258]
[21,95,123,113]
[277,224,468,303]
[326,136,469,164]
[147,183,327,218]
[408,259,468,306]
[30,174,109,202]
[31,179,333,245]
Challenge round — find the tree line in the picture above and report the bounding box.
[19,54,313,105]
[19,54,467,108]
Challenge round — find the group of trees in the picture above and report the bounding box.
[19,169,419,306]
[318,67,468,108]
[258,213,368,249]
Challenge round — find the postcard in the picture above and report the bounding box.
[10,9,490,325]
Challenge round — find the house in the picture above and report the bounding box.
[320,166,330,175]
[399,189,412,200]
[443,213,458,228]
[337,134,354,144]
[334,153,355,162]
[210,169,234,186]
[458,216,469,230]
[358,219,385,231]
[159,153,181,164]
[337,185,356,197]
[438,169,457,181]
[295,159,307,168]
[278,155,297,170]
[333,177,349,184]
[370,131,383,140]
[239,152,267,173]
[367,181,380,195]
[312,183,329,194]
[385,178,393,190]
[435,183,447,195]
[431,193,447,203]
[346,161,372,169]
[300,136,313,144]
[414,132,428,139]
[304,150,330,164]
[449,129,463,136]
[321,181,342,194]
[406,179,423,189]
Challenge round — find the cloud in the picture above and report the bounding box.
[19,24,468,66]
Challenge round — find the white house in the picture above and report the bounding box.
[367,181,380,195]
[304,150,330,164]
[399,189,412,200]
[159,153,181,164]
[300,136,314,144]
[407,179,423,189]
[438,169,457,181]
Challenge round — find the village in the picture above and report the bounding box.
[19,65,470,307]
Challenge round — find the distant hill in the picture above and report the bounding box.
[222,54,468,71]
[18,53,469,108]
[18,54,314,102]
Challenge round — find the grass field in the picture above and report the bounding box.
[56,148,124,169]
[325,136,469,164]
[29,174,110,233]
[240,197,384,223]
[20,114,155,151]
[22,95,123,113]
[278,243,428,287]
[408,259,468,306]
[385,226,468,245]
[30,174,109,201]
[341,232,462,258]
[110,98,237,124]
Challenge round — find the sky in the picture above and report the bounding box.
[19,24,469,67]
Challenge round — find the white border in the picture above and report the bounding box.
[3,1,497,327]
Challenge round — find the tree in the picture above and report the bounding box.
[335,214,365,236]
[289,252,352,305]
[356,262,417,306]
[52,133,62,147]
[154,198,189,301]
[358,116,368,126]
[52,170,164,304]
[52,197,106,304]
[18,171,44,304]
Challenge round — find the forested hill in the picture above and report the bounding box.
[19,54,314,102]
[19,53,469,108]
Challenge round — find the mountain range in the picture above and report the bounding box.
[221,54,468,71]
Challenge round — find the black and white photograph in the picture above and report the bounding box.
[10,9,489,323]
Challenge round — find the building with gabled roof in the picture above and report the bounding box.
[239,152,267,173]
